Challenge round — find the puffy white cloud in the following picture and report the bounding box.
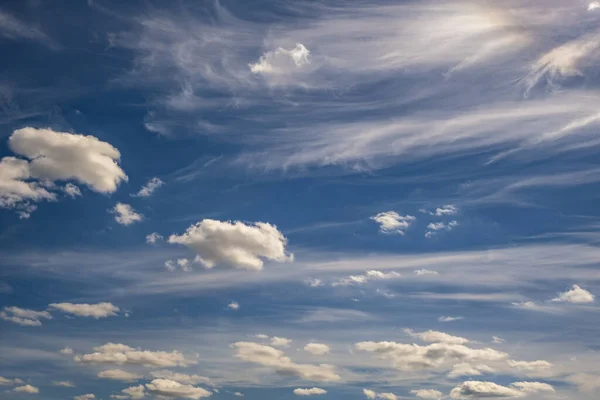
[74,395,95,400]
[448,363,494,378]
[234,392,244,397]
[9,127,127,193]
[112,203,143,226]
[551,284,594,304]
[0,376,24,385]
[254,334,269,339]
[64,183,82,198]
[49,302,120,318]
[75,343,195,368]
[333,270,401,286]
[355,340,507,371]
[439,316,463,322]
[232,342,340,382]
[227,301,239,311]
[363,389,398,400]
[404,329,469,345]
[250,44,310,74]
[422,205,459,216]
[53,381,75,387]
[589,2,600,11]
[449,381,555,398]
[149,370,213,386]
[146,232,163,244]
[0,156,55,211]
[60,347,75,355]
[112,385,146,399]
[410,389,443,400]
[167,219,292,271]
[371,212,415,235]
[425,221,458,238]
[134,177,164,197]
[270,336,292,347]
[414,269,439,276]
[304,343,330,355]
[507,360,552,371]
[145,379,211,399]
[13,384,39,394]
[364,389,377,399]
[0,306,52,326]
[293,387,327,396]
[98,369,143,382]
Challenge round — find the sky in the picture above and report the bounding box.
[1,0,600,399]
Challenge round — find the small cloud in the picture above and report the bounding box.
[48,302,120,319]
[146,232,163,244]
[60,347,75,355]
[270,337,292,347]
[293,387,327,396]
[74,394,95,400]
[307,278,324,287]
[551,284,594,304]
[53,381,75,387]
[98,369,143,382]
[254,334,269,339]
[371,211,415,235]
[492,336,505,344]
[0,306,52,326]
[234,392,244,397]
[0,376,24,386]
[111,203,143,226]
[414,269,439,276]
[438,316,463,322]
[410,389,443,400]
[333,270,401,286]
[133,177,164,197]
[227,301,239,311]
[425,221,458,238]
[13,384,39,394]
[64,183,82,198]
[588,2,600,11]
[304,343,330,355]
[250,44,310,75]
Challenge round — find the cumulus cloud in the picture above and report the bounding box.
[0,306,52,326]
[0,376,24,385]
[145,379,211,399]
[355,340,507,372]
[146,232,163,244]
[13,384,39,394]
[49,302,120,318]
[227,301,239,311]
[333,270,401,286]
[232,342,340,382]
[507,360,552,372]
[75,343,195,368]
[98,369,143,382]
[411,389,443,400]
[293,387,327,396]
[404,329,469,345]
[64,183,82,198]
[270,337,292,347]
[53,381,75,387]
[304,343,330,355]
[250,43,310,75]
[112,203,143,226]
[448,363,494,378]
[425,221,458,238]
[0,156,55,212]
[423,205,458,216]
[112,385,146,399]
[449,381,554,398]
[371,211,415,234]
[551,284,594,304]
[133,177,164,197]
[74,395,95,400]
[439,316,464,322]
[363,389,398,400]
[149,371,213,386]
[168,219,292,271]
[589,2,600,11]
[414,269,439,276]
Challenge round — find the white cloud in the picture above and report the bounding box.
[0,156,55,211]
[304,343,330,355]
[439,316,464,322]
[74,395,95,400]
[250,43,310,75]
[492,336,505,344]
[567,373,600,392]
[448,363,494,378]
[134,177,164,197]
[112,385,146,399]
[551,284,594,304]
[425,221,458,238]
[0,306,52,326]
[355,340,507,372]
[449,381,555,398]
[270,336,292,347]
[404,329,469,345]
[293,387,327,396]
[112,203,143,226]
[49,302,120,318]
[0,376,24,385]
[13,384,39,394]
[426,205,459,216]
[410,389,443,400]
[146,232,163,244]
[254,334,269,340]
[589,2,600,11]
[234,392,244,397]
[75,343,195,368]
[53,381,75,387]
[333,270,401,286]
[0,10,57,48]
[232,342,340,382]
[9,127,127,193]
[363,389,398,400]
[364,389,377,399]
[60,347,75,355]
[307,278,324,287]
[371,211,415,235]
[98,369,143,382]
[414,269,439,276]
[507,360,552,372]
[150,370,213,386]
[167,219,292,271]
[145,379,212,399]
[227,301,239,311]
[64,183,82,198]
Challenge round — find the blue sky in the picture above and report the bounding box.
[1,0,600,399]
